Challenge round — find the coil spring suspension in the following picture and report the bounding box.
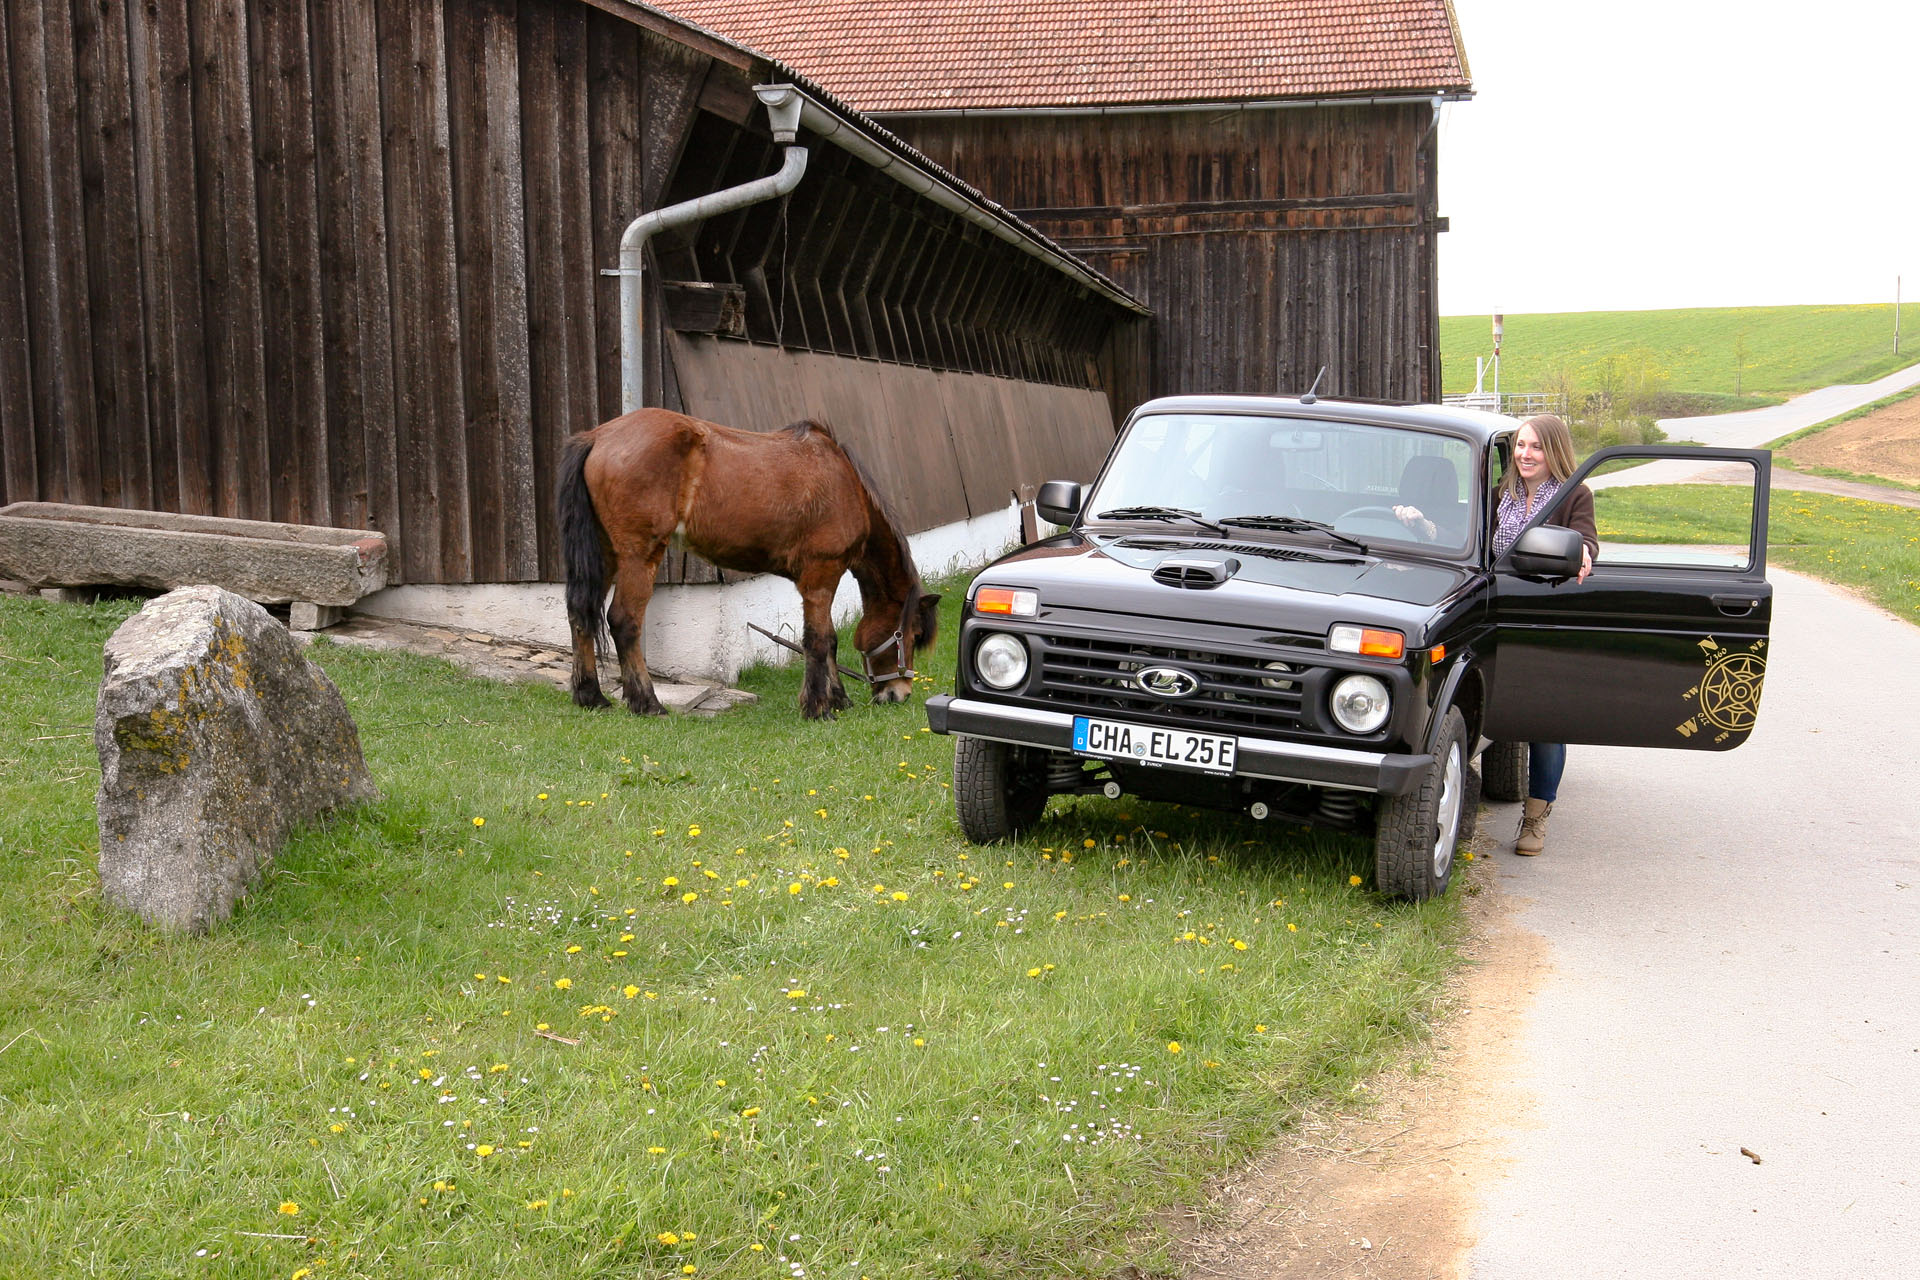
[1316,791,1361,826]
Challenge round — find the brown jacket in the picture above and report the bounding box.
[1554,483,1599,561]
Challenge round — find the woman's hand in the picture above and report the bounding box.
[1577,546,1593,584]
[1392,505,1436,541]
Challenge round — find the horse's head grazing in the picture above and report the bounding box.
[859,583,941,704]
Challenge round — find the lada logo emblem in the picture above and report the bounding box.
[1136,666,1200,698]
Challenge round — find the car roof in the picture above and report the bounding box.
[1127,394,1516,446]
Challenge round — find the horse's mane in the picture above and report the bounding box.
[782,419,920,592]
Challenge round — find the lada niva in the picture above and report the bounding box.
[926,394,1774,899]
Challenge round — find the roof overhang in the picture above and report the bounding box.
[871,89,1474,121]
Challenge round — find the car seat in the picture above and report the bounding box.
[1398,455,1461,542]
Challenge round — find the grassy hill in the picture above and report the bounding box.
[1440,304,1915,401]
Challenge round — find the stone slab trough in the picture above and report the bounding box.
[0,502,388,611]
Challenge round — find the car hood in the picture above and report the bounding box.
[974,533,1479,641]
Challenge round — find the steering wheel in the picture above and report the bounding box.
[1215,489,1302,518]
[1335,505,1402,524]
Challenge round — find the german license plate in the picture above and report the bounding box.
[1072,716,1237,774]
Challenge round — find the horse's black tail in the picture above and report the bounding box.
[557,433,606,644]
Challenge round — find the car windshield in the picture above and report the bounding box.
[1085,412,1476,554]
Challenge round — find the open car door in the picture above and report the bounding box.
[1483,445,1772,750]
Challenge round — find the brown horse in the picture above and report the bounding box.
[556,408,940,719]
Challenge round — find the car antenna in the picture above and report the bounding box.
[1298,366,1328,405]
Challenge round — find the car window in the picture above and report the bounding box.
[1089,413,1476,552]
[1586,458,1762,571]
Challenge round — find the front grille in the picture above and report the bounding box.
[1035,633,1317,733]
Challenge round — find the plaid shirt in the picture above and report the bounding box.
[1493,476,1564,557]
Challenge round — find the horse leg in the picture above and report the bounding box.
[797,569,852,720]
[608,554,669,716]
[568,611,614,709]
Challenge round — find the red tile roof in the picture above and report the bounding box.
[649,0,1472,112]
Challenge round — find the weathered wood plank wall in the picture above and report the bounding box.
[0,0,1135,586]
[894,103,1442,404]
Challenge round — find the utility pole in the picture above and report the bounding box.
[1492,312,1504,404]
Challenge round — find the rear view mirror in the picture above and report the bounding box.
[1506,524,1584,581]
[1035,480,1082,526]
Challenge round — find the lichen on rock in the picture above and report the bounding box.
[96,586,379,932]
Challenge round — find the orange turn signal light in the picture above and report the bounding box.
[1329,624,1405,660]
[974,586,1037,617]
[1430,644,1447,664]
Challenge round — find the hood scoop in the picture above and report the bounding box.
[1153,556,1239,589]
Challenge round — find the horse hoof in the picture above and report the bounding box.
[801,702,838,722]
[573,686,613,709]
[624,698,667,717]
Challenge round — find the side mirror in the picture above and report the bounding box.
[1506,524,1584,581]
[1035,480,1082,526]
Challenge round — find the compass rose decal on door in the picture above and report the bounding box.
[1677,636,1767,743]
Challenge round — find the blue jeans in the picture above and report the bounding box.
[1529,742,1567,803]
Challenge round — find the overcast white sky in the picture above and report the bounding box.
[1437,0,1919,317]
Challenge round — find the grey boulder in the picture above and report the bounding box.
[96,586,379,932]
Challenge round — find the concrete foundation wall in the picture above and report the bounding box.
[351,500,1027,682]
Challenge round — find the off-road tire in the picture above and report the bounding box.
[1479,739,1528,803]
[1373,707,1468,901]
[952,737,1049,842]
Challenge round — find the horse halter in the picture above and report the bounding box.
[745,622,916,688]
[857,626,916,686]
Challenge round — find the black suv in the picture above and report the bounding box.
[926,395,1773,899]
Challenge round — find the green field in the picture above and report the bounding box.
[1593,485,1920,625]
[1441,304,1915,401]
[0,586,1463,1279]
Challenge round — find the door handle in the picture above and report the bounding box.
[1712,593,1761,616]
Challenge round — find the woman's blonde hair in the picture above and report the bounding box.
[1500,414,1580,502]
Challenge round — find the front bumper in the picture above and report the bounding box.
[926,695,1431,796]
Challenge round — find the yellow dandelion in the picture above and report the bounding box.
[472,817,485,828]
[891,891,909,902]
[658,1231,681,1245]
[741,1106,761,1118]
[554,978,572,990]
[277,1201,300,1216]
[681,892,698,904]
[475,1144,494,1157]
[1166,1041,1182,1054]
[623,985,640,998]
[1027,967,1042,978]
[1348,874,1363,886]
[663,876,679,887]
[1287,922,1298,932]
[688,825,701,836]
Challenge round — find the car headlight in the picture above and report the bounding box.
[974,634,1030,690]
[1329,674,1390,734]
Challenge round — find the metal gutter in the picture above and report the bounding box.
[612,86,809,412]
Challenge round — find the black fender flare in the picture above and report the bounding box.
[1423,648,1485,755]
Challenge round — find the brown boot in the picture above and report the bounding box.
[1515,798,1552,855]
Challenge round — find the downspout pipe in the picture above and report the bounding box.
[615,85,808,413]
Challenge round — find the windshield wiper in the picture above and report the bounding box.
[1093,505,1227,535]
[1218,514,1369,554]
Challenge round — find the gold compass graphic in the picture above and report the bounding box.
[1697,647,1766,732]
[1677,636,1768,741]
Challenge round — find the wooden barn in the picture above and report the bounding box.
[0,0,1146,634]
[654,0,1474,403]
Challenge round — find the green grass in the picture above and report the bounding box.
[0,585,1467,1279]
[1594,486,1920,624]
[1442,304,1916,400]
